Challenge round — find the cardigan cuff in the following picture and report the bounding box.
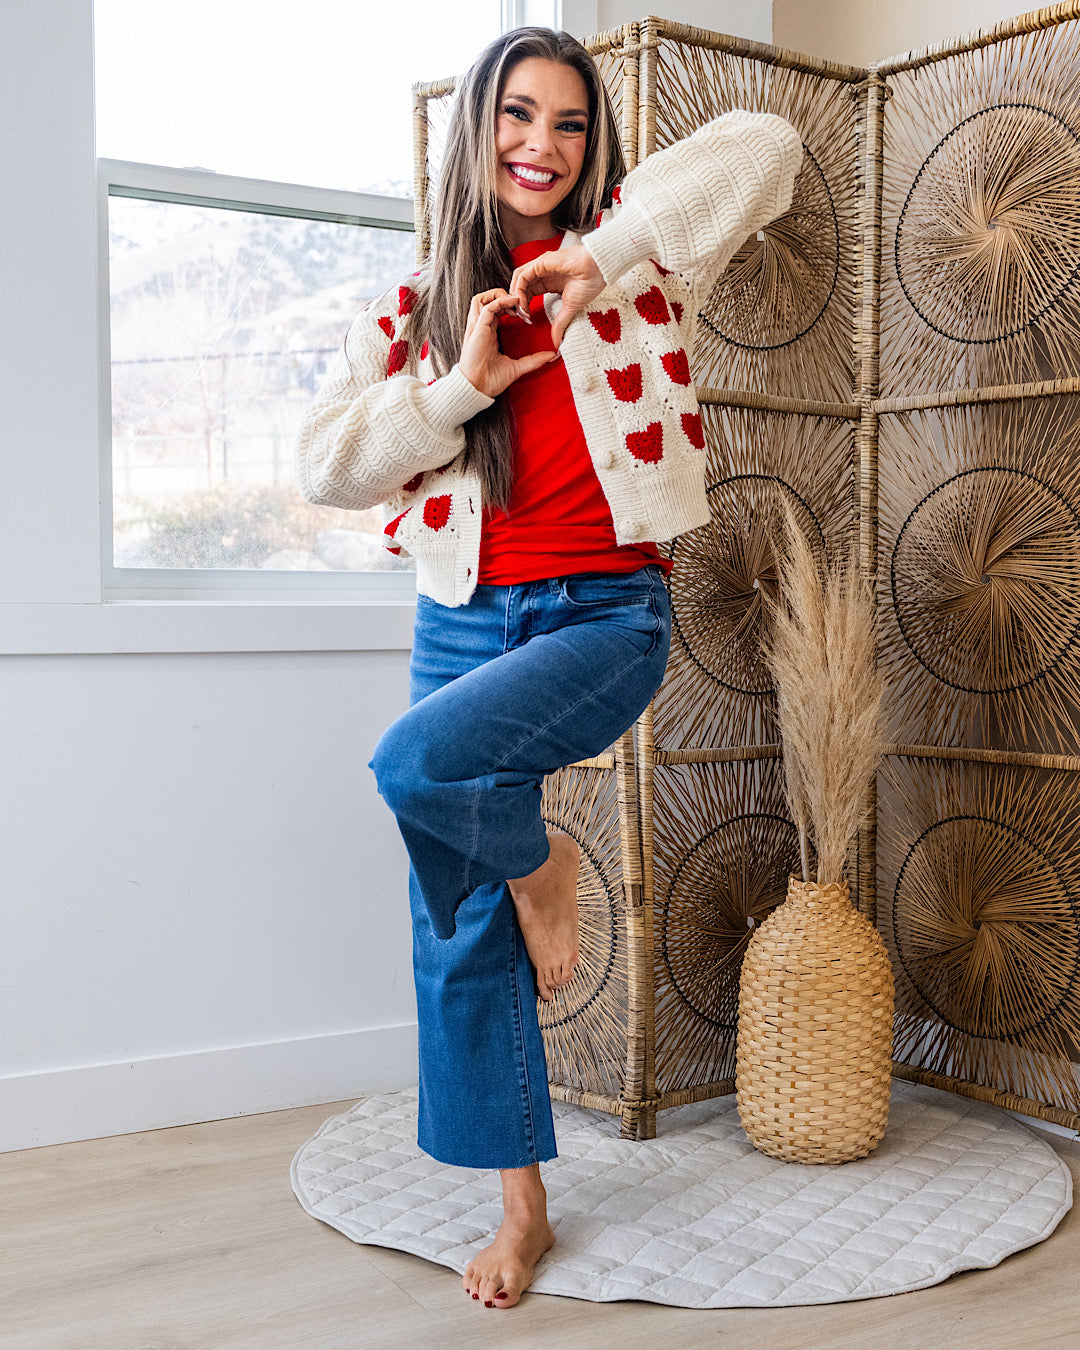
[581,199,662,285]
[420,364,494,437]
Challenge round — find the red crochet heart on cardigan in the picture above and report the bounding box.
[383,509,408,554]
[606,364,643,402]
[662,349,691,386]
[387,341,408,375]
[634,287,670,325]
[402,473,424,494]
[589,309,622,343]
[398,286,418,316]
[420,339,430,361]
[671,301,684,325]
[681,412,705,449]
[626,423,664,463]
[378,316,395,339]
[423,495,452,530]
[651,260,673,277]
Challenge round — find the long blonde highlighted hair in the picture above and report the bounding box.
[413,28,625,511]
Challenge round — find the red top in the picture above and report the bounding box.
[477,233,673,586]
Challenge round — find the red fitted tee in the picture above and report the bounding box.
[476,233,673,586]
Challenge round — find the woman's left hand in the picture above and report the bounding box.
[508,244,605,350]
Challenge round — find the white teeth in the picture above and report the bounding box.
[513,166,555,183]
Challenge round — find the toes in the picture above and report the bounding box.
[550,959,577,992]
[495,1285,521,1308]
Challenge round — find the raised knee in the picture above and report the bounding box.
[370,721,412,813]
[371,713,440,821]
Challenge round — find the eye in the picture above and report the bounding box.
[502,103,529,122]
[558,120,587,134]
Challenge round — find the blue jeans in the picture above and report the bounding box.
[369,566,671,1170]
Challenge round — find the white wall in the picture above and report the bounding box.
[561,0,772,42]
[1,651,417,1149]
[0,0,417,1152]
[772,0,1029,67]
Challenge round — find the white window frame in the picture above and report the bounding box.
[98,159,420,604]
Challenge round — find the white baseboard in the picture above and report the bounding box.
[0,1022,419,1154]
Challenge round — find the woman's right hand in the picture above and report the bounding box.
[457,288,558,399]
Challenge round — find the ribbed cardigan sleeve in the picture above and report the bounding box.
[582,110,804,296]
[294,286,493,511]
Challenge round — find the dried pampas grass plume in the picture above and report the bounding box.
[763,500,885,884]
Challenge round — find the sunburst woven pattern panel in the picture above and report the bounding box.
[878,397,1080,754]
[651,35,858,402]
[879,20,1080,397]
[650,755,798,1096]
[652,406,855,750]
[880,754,1080,1118]
[539,762,630,1100]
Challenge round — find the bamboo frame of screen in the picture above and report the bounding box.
[413,7,1080,1139]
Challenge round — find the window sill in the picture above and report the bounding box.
[0,599,417,655]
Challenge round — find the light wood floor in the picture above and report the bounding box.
[3,1097,1079,1350]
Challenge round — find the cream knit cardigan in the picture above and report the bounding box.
[295,109,804,606]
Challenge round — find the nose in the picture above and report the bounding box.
[524,119,557,157]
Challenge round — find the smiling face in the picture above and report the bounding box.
[493,56,590,249]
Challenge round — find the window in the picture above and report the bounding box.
[94,0,500,593]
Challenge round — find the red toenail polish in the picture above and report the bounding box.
[472,1293,479,1299]
[485,1300,494,1307]
[496,1292,508,1299]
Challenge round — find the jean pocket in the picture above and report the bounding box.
[559,569,658,610]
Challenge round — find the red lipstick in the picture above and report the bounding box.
[504,162,563,192]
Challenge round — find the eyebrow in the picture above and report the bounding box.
[501,92,589,118]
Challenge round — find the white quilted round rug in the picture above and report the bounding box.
[290,1079,1072,1308]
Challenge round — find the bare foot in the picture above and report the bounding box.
[508,830,580,1001]
[463,1165,555,1309]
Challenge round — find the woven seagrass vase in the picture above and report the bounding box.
[736,875,895,1163]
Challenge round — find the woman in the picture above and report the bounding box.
[295,26,802,1309]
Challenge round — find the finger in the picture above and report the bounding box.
[509,253,561,312]
[465,289,497,336]
[507,267,537,314]
[469,288,510,321]
[474,293,520,332]
[510,351,559,381]
[550,310,571,351]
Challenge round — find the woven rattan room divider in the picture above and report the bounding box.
[413,5,1080,1138]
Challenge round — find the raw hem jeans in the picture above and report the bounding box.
[369,566,671,1171]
